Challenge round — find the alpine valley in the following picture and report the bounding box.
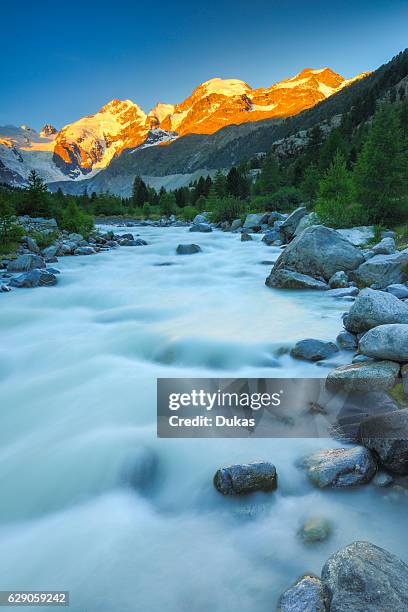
[0,67,369,194]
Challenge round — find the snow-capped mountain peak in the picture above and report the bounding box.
[199,77,251,97]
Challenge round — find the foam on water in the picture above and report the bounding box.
[0,226,405,610]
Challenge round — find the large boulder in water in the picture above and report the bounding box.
[321,541,408,611]
[267,226,364,287]
[303,446,376,488]
[359,409,408,474]
[343,288,408,333]
[176,244,202,255]
[350,249,408,289]
[243,213,267,229]
[278,574,327,611]
[359,324,408,362]
[213,460,277,495]
[9,269,58,288]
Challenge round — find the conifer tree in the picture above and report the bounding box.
[257,153,281,194]
[354,104,406,223]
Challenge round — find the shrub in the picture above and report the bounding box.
[29,230,59,249]
[0,192,24,253]
[212,196,248,222]
[268,187,303,212]
[60,200,94,237]
[181,206,198,221]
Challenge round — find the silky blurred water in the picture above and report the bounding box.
[0,226,405,611]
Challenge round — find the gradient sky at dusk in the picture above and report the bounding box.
[1,0,408,129]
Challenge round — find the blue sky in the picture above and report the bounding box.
[1,0,408,129]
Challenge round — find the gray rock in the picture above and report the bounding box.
[9,269,58,288]
[192,213,209,224]
[278,575,327,612]
[268,226,364,284]
[68,232,84,242]
[329,270,349,288]
[230,218,242,231]
[326,361,400,393]
[0,284,11,292]
[359,324,408,362]
[262,230,280,245]
[326,287,359,298]
[56,241,77,255]
[352,354,375,364]
[176,244,202,255]
[303,446,376,488]
[372,237,396,255]
[279,206,307,241]
[23,236,40,253]
[120,233,134,240]
[42,245,59,261]
[336,226,375,246]
[402,364,408,394]
[7,254,46,273]
[321,541,408,611]
[189,223,212,233]
[291,339,339,362]
[381,230,397,239]
[241,232,253,242]
[293,212,320,237]
[351,249,408,289]
[74,246,96,255]
[266,269,329,290]
[344,288,408,333]
[359,409,408,474]
[213,460,277,495]
[387,284,408,299]
[336,330,358,351]
[243,213,266,229]
[268,212,286,224]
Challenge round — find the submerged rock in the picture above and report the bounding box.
[241,232,253,242]
[359,409,408,474]
[326,361,400,392]
[291,339,338,362]
[359,324,408,362]
[303,446,376,488]
[321,541,408,611]
[267,225,364,286]
[213,460,277,495]
[266,269,328,290]
[344,288,408,333]
[278,574,327,612]
[7,254,46,272]
[298,517,332,544]
[176,244,202,255]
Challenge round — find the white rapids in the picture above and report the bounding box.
[0,225,406,611]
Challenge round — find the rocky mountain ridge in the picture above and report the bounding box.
[0,67,367,185]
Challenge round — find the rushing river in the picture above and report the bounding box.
[0,225,406,611]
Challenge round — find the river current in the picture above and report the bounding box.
[0,226,406,611]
